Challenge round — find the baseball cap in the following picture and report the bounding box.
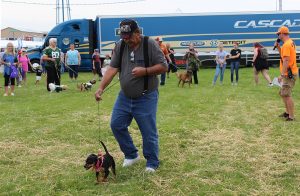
[94,49,99,52]
[119,19,139,39]
[155,36,163,42]
[277,26,289,35]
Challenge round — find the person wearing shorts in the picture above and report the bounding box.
[275,26,298,121]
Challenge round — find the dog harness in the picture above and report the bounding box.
[95,150,104,172]
[95,156,104,172]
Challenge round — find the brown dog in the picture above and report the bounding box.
[176,69,193,87]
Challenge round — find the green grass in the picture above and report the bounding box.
[0,68,299,195]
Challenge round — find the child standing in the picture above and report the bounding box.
[17,48,32,86]
[35,65,43,85]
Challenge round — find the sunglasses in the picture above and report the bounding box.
[120,25,132,33]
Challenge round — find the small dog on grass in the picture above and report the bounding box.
[48,83,68,92]
[77,79,96,91]
[84,141,116,184]
[176,69,193,88]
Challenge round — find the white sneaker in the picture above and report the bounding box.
[268,83,274,87]
[18,85,22,88]
[10,93,15,96]
[122,155,140,167]
[145,167,156,173]
[3,93,8,97]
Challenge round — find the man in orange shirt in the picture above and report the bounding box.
[275,26,298,121]
[156,37,171,85]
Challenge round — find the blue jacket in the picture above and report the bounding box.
[2,53,16,76]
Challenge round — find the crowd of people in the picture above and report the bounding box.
[0,33,287,94]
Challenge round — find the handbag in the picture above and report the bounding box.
[10,65,18,78]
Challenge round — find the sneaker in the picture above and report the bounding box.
[268,83,273,87]
[3,93,8,97]
[231,82,234,86]
[145,167,156,173]
[279,112,289,118]
[18,85,22,88]
[122,155,140,167]
[235,82,238,86]
[10,93,15,96]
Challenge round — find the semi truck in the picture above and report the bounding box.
[27,11,300,70]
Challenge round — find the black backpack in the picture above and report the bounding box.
[259,48,269,59]
[118,36,150,94]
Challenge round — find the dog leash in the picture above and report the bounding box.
[102,72,132,94]
[64,64,78,75]
[54,61,60,80]
[97,101,102,144]
[95,71,131,144]
[95,75,121,144]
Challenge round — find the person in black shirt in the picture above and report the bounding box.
[229,42,241,85]
[166,43,176,78]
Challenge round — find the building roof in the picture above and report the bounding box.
[1,27,47,34]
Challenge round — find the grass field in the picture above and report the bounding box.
[0,68,299,195]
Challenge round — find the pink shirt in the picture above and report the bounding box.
[18,55,30,72]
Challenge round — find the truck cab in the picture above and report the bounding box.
[27,19,96,71]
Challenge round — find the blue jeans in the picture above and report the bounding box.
[230,61,239,83]
[213,64,226,84]
[110,90,159,169]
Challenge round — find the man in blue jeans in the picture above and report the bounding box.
[95,19,167,172]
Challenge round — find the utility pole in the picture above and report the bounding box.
[62,0,65,22]
[56,0,60,24]
[279,0,282,11]
[56,0,71,24]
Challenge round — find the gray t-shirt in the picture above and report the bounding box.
[111,36,167,98]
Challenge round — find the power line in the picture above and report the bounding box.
[2,0,145,6]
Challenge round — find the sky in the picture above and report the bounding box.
[0,0,299,32]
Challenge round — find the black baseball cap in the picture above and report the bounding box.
[119,19,139,39]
